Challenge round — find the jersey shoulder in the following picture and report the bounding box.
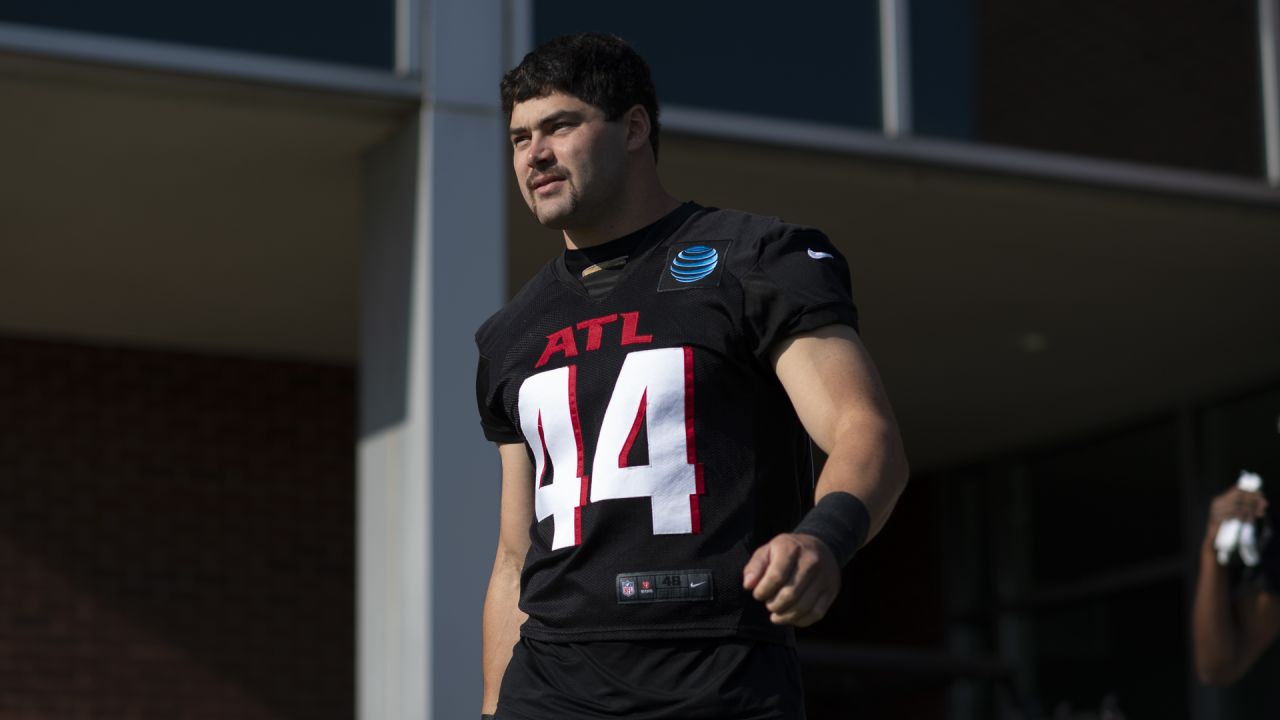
[475,258,560,357]
[682,206,857,349]
[681,206,838,276]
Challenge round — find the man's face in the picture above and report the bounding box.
[508,92,628,229]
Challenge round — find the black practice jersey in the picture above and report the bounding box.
[475,203,858,645]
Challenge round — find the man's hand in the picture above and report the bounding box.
[742,533,841,626]
[1204,486,1269,550]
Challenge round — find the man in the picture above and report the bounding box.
[1193,482,1280,686]
[475,32,909,719]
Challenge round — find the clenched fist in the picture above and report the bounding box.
[742,533,842,627]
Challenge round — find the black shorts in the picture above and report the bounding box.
[495,636,806,720]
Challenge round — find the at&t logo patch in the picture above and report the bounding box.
[657,240,731,292]
[670,246,718,282]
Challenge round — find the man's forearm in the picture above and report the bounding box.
[743,416,907,627]
[768,324,909,547]
[482,553,526,714]
[1193,542,1240,685]
[814,415,908,545]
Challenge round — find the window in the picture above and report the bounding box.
[0,0,394,69]
[912,0,1264,177]
[533,1,882,130]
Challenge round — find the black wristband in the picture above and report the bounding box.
[792,491,870,567]
[482,715,496,720]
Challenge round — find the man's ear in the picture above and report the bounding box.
[623,104,652,153]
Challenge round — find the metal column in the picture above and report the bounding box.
[359,1,508,717]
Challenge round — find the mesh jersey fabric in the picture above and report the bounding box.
[474,202,858,645]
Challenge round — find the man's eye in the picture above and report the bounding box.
[511,136,529,147]
[552,122,573,133]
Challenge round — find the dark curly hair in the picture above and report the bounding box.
[501,32,661,159]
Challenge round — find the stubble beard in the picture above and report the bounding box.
[531,186,580,229]
[528,157,623,233]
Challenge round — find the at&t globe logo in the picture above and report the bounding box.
[669,245,719,283]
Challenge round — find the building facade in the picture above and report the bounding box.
[1,1,1278,718]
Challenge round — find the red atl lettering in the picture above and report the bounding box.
[575,314,618,351]
[535,327,578,368]
[534,311,654,368]
[620,312,653,346]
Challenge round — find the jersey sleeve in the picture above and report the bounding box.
[740,226,859,363]
[475,353,522,444]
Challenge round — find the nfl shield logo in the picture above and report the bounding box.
[621,579,635,598]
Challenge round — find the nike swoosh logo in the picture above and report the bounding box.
[807,248,834,260]
[689,581,707,588]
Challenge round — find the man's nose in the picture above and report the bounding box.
[526,136,553,167]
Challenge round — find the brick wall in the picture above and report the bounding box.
[0,336,355,719]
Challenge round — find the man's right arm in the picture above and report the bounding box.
[482,442,533,714]
[1192,486,1280,685]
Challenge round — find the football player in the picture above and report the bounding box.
[476,32,909,719]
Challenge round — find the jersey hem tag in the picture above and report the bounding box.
[617,570,714,603]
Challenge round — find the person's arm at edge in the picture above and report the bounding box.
[1192,487,1280,685]
[743,324,910,626]
[482,442,533,714]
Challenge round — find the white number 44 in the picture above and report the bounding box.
[517,347,704,550]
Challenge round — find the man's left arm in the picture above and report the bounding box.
[743,324,909,626]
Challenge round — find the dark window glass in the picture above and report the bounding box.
[1033,580,1187,720]
[0,0,393,69]
[533,1,881,130]
[1027,418,1180,588]
[910,0,977,139]
[1204,385,1280,489]
[801,475,947,718]
[912,0,1264,177]
[932,441,1190,718]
